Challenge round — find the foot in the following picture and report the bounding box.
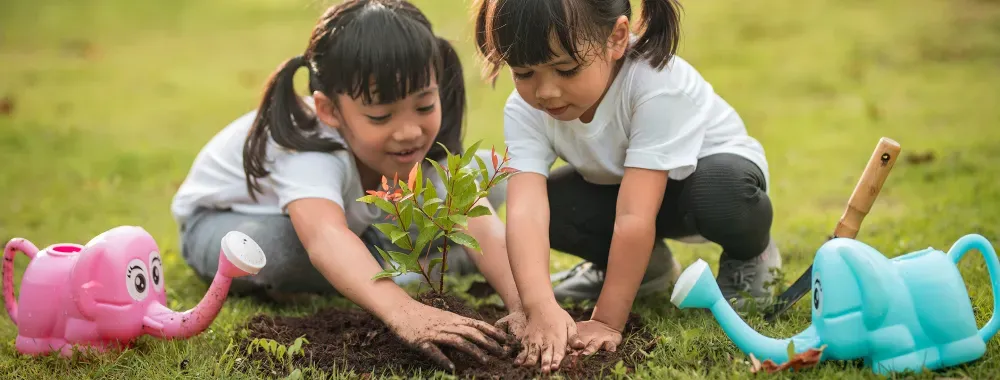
[716,238,782,310]
[551,241,682,302]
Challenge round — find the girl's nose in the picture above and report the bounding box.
[535,80,561,101]
[393,122,422,141]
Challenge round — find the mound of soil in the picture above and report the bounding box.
[240,292,658,379]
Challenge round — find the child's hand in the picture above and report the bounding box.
[572,320,622,356]
[495,310,528,340]
[386,302,507,371]
[515,301,579,373]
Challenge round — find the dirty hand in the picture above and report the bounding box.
[516,301,579,374]
[571,320,622,356]
[495,309,528,340]
[387,302,507,372]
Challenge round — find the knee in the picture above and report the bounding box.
[684,155,772,247]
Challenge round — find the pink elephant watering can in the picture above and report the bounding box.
[2,225,267,357]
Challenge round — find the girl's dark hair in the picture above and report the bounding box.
[243,0,465,200]
[473,0,682,83]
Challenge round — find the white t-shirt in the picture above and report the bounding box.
[170,103,381,235]
[503,54,770,191]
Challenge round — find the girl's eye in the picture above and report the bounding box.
[417,104,436,113]
[512,71,533,80]
[556,66,581,77]
[366,114,391,123]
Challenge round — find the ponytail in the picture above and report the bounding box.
[630,0,683,70]
[426,37,466,161]
[243,55,345,201]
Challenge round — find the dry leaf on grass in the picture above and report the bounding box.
[749,345,827,374]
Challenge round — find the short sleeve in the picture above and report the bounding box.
[267,149,351,212]
[624,89,708,179]
[503,93,557,177]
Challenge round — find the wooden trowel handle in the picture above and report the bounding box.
[833,137,901,239]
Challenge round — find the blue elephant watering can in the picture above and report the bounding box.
[671,234,1000,374]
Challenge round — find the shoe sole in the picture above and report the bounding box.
[553,256,683,302]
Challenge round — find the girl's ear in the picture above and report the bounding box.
[313,91,342,129]
[609,15,630,60]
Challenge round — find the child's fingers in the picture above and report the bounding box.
[602,339,618,353]
[417,342,455,372]
[583,338,603,356]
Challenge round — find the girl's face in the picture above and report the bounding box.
[313,78,442,189]
[508,17,631,123]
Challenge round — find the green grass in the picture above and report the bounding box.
[2,0,999,378]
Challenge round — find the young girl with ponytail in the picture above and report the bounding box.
[171,0,525,370]
[474,0,781,372]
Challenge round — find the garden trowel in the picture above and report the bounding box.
[762,137,901,322]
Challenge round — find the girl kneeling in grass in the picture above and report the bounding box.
[473,0,781,372]
[171,0,525,370]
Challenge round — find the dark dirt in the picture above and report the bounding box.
[240,292,658,379]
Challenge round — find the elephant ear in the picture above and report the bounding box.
[838,245,890,329]
[72,241,107,320]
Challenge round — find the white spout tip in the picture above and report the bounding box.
[221,231,267,275]
[670,258,710,307]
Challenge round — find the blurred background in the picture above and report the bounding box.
[1,0,999,351]
[1,0,999,377]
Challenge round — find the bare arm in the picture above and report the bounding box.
[462,197,523,312]
[286,198,415,321]
[504,172,556,312]
[590,167,668,331]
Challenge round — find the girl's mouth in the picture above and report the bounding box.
[388,146,423,163]
[545,105,569,116]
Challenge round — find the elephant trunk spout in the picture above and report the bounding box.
[671,259,822,363]
[143,231,266,339]
[143,272,233,339]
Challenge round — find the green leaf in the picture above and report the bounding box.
[414,162,424,196]
[373,223,404,242]
[373,245,397,270]
[460,140,483,170]
[399,201,414,231]
[449,214,468,227]
[424,177,438,201]
[412,225,439,258]
[371,270,400,280]
[387,250,421,274]
[429,159,449,186]
[389,229,412,250]
[449,232,480,251]
[453,173,480,212]
[446,151,461,179]
[786,340,796,360]
[473,153,490,184]
[423,197,443,217]
[429,257,445,274]
[467,205,492,218]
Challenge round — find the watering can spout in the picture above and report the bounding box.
[671,259,822,363]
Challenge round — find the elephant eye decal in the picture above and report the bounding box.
[126,258,149,301]
[813,277,823,313]
[149,251,164,292]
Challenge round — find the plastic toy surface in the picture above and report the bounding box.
[671,234,999,374]
[3,225,266,357]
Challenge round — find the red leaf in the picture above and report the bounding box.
[407,163,419,190]
[748,346,826,374]
[381,176,388,191]
[491,146,498,170]
[499,167,520,173]
[503,146,510,163]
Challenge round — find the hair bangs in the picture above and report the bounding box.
[476,0,607,81]
[320,6,442,105]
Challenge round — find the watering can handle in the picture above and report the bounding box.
[947,234,1000,342]
[3,238,39,326]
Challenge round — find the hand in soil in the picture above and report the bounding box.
[516,301,579,374]
[572,320,622,356]
[388,303,508,372]
[495,310,528,340]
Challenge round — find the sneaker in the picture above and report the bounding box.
[551,240,682,302]
[716,238,782,310]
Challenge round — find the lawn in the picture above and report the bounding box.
[2,0,999,378]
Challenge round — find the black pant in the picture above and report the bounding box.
[548,153,772,269]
